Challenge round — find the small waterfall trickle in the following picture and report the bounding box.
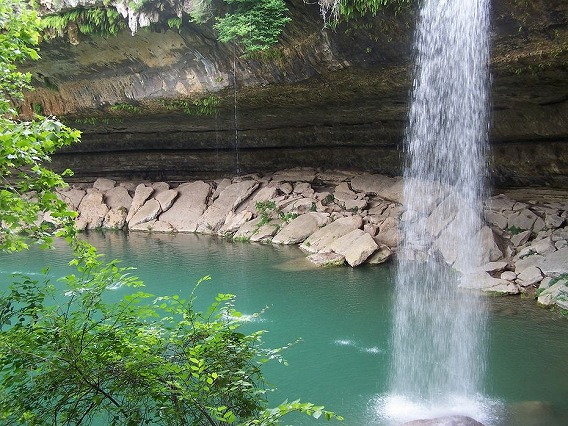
[232,46,241,176]
[384,0,493,423]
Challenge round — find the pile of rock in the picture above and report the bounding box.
[56,168,568,311]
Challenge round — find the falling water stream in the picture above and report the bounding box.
[384,0,493,423]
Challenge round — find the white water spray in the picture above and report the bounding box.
[387,0,492,422]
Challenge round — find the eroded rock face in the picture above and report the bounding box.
[21,0,568,187]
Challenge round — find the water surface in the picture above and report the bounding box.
[0,232,566,425]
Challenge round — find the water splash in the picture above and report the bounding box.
[388,0,492,420]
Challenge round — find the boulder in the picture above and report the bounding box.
[155,189,178,212]
[58,188,86,210]
[158,181,211,232]
[278,182,293,194]
[102,207,127,229]
[501,271,517,281]
[119,181,138,193]
[300,216,363,254]
[250,221,282,243]
[211,178,232,201]
[196,180,259,234]
[293,182,312,194]
[375,217,400,248]
[130,219,176,233]
[460,273,520,295]
[537,279,568,307]
[539,247,568,275]
[516,265,543,287]
[219,210,254,236]
[350,173,404,204]
[76,191,109,229]
[545,213,565,229]
[478,226,504,263]
[151,181,170,195]
[232,217,281,242]
[92,177,116,192]
[425,194,459,238]
[126,184,154,222]
[233,217,262,241]
[477,261,509,273]
[485,194,516,212]
[484,210,508,230]
[510,230,531,247]
[366,244,393,265]
[128,199,162,228]
[272,212,329,244]
[506,209,540,232]
[306,251,345,267]
[243,185,279,212]
[104,186,133,211]
[327,229,379,267]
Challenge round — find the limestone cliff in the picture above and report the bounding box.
[20,0,568,187]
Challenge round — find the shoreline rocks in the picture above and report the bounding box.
[56,168,568,313]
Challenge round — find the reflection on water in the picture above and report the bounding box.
[0,231,567,425]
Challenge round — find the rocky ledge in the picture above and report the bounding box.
[54,168,568,312]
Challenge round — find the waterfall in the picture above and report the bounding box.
[386,0,492,422]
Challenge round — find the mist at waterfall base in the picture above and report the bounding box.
[379,0,494,423]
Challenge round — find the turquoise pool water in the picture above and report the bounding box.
[1,231,566,425]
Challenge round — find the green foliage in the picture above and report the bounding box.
[506,225,525,235]
[549,273,568,287]
[255,200,298,228]
[167,16,183,30]
[320,0,412,25]
[340,0,412,19]
[109,102,142,113]
[0,3,342,422]
[1,0,81,253]
[215,0,291,53]
[161,95,221,116]
[41,7,127,38]
[0,260,342,424]
[0,0,40,114]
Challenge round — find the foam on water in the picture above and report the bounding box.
[373,393,503,425]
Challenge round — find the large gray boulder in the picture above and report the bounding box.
[102,207,127,229]
[300,216,363,254]
[58,187,86,211]
[104,186,133,211]
[76,191,109,230]
[196,180,259,234]
[126,184,154,222]
[157,181,211,232]
[327,229,378,267]
[350,173,404,204]
[273,212,329,244]
[306,251,345,267]
[154,189,178,212]
[128,199,162,228]
[93,177,116,192]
